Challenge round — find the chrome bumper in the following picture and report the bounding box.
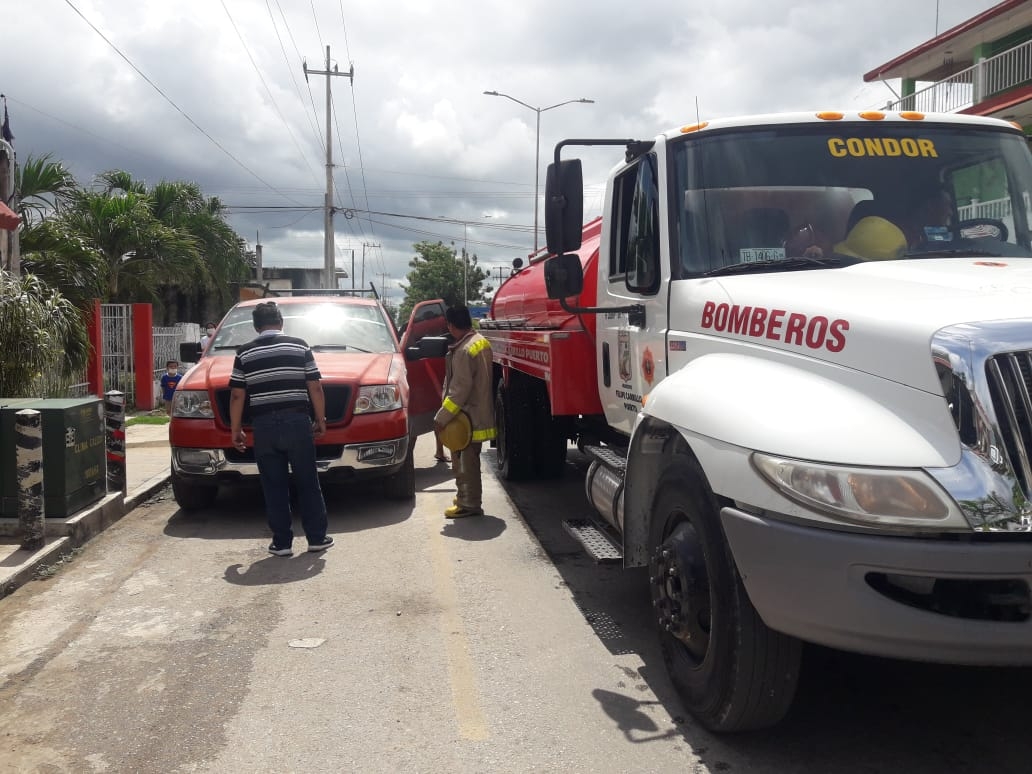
[172,435,410,478]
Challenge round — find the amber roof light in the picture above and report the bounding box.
[816,111,844,120]
[859,111,886,120]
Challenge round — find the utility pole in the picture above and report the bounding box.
[304,46,353,289]
[362,242,381,290]
[255,230,263,283]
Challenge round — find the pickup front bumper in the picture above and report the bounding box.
[721,506,1032,665]
[172,434,410,484]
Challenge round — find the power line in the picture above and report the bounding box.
[61,0,302,205]
[219,0,321,186]
[264,0,325,164]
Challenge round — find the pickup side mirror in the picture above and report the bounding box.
[405,336,449,361]
[180,342,202,362]
[545,159,584,255]
[544,253,584,299]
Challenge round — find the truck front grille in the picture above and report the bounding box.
[986,352,1032,497]
[214,385,352,426]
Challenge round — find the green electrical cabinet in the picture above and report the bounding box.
[0,398,107,518]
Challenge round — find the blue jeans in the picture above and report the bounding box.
[252,411,327,547]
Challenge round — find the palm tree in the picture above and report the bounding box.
[59,188,200,301]
[0,272,90,397]
[14,153,77,225]
[100,173,251,310]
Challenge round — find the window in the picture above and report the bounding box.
[610,154,661,294]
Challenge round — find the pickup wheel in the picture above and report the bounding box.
[531,380,567,479]
[383,442,415,500]
[494,376,533,480]
[649,460,801,732]
[171,471,218,511]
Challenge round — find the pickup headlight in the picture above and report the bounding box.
[354,384,402,414]
[752,453,967,530]
[172,390,215,419]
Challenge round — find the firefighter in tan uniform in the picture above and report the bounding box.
[434,305,496,518]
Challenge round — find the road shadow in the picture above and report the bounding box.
[223,552,327,586]
[163,473,420,540]
[440,513,507,541]
[493,446,1032,772]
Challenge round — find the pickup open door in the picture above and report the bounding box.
[400,300,449,437]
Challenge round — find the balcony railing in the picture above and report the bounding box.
[886,37,1032,113]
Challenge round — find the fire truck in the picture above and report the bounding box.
[480,111,1032,731]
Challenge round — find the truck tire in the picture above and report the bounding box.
[648,459,801,732]
[383,443,416,500]
[171,471,218,511]
[531,380,567,479]
[495,376,534,480]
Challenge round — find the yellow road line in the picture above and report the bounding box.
[423,502,489,741]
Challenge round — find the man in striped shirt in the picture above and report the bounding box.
[229,302,333,556]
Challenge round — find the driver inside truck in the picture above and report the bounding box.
[900,185,954,248]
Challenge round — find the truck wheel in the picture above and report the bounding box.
[171,472,218,511]
[383,444,416,500]
[531,381,567,479]
[495,377,533,480]
[648,460,801,732]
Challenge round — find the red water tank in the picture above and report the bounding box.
[488,217,602,333]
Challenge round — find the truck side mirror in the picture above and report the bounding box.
[544,254,584,299]
[180,342,202,362]
[406,336,449,360]
[545,159,584,255]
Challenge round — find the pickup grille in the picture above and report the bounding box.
[214,385,352,426]
[986,352,1032,497]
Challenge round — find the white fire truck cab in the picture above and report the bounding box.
[484,110,1032,731]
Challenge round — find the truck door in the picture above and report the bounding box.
[400,299,448,437]
[597,151,669,435]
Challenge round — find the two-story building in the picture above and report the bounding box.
[865,0,1032,127]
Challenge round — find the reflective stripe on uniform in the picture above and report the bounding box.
[467,338,491,357]
[442,397,461,414]
[472,427,497,442]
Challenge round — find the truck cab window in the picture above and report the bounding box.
[610,154,660,294]
[671,125,1032,276]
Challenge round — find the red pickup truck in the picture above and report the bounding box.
[169,293,447,510]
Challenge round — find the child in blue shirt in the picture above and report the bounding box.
[160,360,182,415]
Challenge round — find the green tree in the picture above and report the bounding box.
[397,240,490,322]
[99,173,251,311]
[58,188,200,302]
[14,153,77,226]
[0,271,90,397]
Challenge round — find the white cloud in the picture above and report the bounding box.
[5,0,1002,305]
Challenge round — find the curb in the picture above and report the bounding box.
[0,471,171,599]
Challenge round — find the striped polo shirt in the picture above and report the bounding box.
[229,332,321,417]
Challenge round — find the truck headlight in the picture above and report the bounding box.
[172,390,214,419]
[354,385,402,414]
[752,453,967,529]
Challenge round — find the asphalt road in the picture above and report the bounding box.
[0,440,1030,773]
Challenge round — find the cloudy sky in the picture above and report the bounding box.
[4,0,1000,306]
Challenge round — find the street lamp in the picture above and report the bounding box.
[483,90,594,253]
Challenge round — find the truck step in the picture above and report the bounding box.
[563,518,623,563]
[583,445,626,474]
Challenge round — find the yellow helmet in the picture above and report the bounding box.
[833,216,906,261]
[439,411,472,452]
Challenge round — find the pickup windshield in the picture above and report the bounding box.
[209,302,396,354]
[670,122,1032,276]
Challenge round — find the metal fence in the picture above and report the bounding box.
[101,304,134,397]
[887,38,1032,113]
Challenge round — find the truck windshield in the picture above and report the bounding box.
[670,123,1032,276]
[209,302,397,353]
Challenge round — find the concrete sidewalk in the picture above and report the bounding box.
[0,420,171,596]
